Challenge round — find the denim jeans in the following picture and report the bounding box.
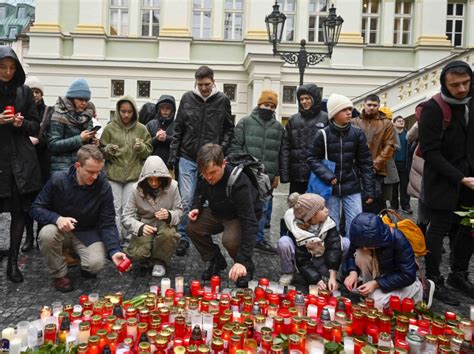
[177,157,198,241]
[257,199,271,243]
[265,197,273,225]
[326,193,362,237]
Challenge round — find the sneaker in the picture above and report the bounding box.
[432,280,460,306]
[53,275,74,293]
[423,279,435,309]
[447,271,474,298]
[175,239,190,257]
[279,273,294,286]
[401,207,413,214]
[152,264,166,277]
[254,240,277,254]
[202,253,228,281]
[80,268,97,279]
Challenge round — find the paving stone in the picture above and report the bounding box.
[0,183,472,328]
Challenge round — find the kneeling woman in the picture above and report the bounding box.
[122,155,182,277]
[344,213,423,310]
[277,193,348,291]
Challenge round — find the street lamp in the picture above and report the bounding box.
[265,2,344,85]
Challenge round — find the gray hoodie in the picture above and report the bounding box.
[121,156,183,235]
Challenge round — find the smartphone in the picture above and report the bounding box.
[90,125,101,132]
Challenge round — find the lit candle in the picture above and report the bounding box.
[9,336,21,354]
[343,337,354,354]
[66,334,77,351]
[149,285,159,294]
[40,306,52,321]
[2,327,15,341]
[16,321,29,349]
[161,278,171,297]
[309,285,319,296]
[307,304,318,318]
[175,276,184,293]
[88,293,99,304]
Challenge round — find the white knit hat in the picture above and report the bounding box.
[24,76,44,95]
[327,93,353,120]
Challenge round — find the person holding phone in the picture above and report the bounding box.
[121,155,182,277]
[100,96,152,242]
[48,78,97,173]
[343,213,425,310]
[0,46,42,283]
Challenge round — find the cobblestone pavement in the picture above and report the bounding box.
[0,184,472,328]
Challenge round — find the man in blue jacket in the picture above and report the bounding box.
[343,213,424,310]
[31,145,128,292]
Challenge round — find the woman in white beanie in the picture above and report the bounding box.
[307,93,375,239]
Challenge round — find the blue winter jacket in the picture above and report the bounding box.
[346,213,417,292]
[30,166,121,257]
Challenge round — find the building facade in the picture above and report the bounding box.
[25,0,474,123]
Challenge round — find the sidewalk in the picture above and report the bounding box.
[0,183,472,327]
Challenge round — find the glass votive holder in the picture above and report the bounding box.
[149,285,159,295]
[88,293,99,304]
[175,276,184,293]
[309,285,319,296]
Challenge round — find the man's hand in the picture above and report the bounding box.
[188,209,199,222]
[365,197,373,204]
[344,271,358,291]
[330,178,338,185]
[328,270,338,292]
[155,208,169,220]
[0,110,14,125]
[272,176,280,190]
[156,129,166,142]
[357,280,379,297]
[462,177,474,190]
[317,279,327,291]
[111,252,129,267]
[56,216,77,232]
[228,263,247,281]
[143,224,157,236]
[29,136,39,145]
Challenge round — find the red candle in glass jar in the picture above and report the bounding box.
[366,324,379,345]
[354,337,365,354]
[211,275,221,293]
[259,277,269,288]
[254,287,265,301]
[80,295,89,306]
[342,297,352,318]
[401,298,414,313]
[445,311,456,321]
[5,106,15,115]
[190,279,201,297]
[267,293,280,306]
[352,312,365,336]
[390,295,401,312]
[117,258,132,273]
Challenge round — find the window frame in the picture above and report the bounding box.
[192,0,213,39]
[111,79,125,98]
[361,0,380,45]
[278,0,296,42]
[282,85,297,104]
[137,80,151,99]
[224,0,244,41]
[8,27,18,39]
[446,1,465,47]
[223,83,237,102]
[308,0,329,43]
[141,0,160,37]
[0,7,6,20]
[393,0,413,46]
[109,0,129,36]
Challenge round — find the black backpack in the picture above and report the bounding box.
[225,153,272,204]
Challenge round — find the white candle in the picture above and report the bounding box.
[202,313,213,343]
[265,316,274,329]
[31,320,44,346]
[309,285,319,296]
[175,276,184,293]
[16,321,29,349]
[149,285,159,295]
[326,305,336,321]
[26,324,38,349]
[332,290,341,298]
[248,280,258,290]
[88,293,99,303]
[73,305,82,314]
[1,327,15,341]
[470,305,474,321]
[307,304,318,318]
[343,337,354,354]
[66,335,77,351]
[9,336,21,354]
[161,277,171,297]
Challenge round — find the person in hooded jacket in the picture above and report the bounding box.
[344,213,423,310]
[100,96,152,241]
[307,94,374,237]
[146,95,176,165]
[419,60,474,305]
[280,84,328,194]
[0,46,42,283]
[122,155,182,277]
[48,78,97,173]
[138,102,156,126]
[277,192,346,288]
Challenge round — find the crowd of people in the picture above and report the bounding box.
[0,45,473,310]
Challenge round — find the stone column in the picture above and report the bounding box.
[72,0,107,59]
[466,0,474,47]
[28,0,63,58]
[380,0,395,46]
[245,0,268,40]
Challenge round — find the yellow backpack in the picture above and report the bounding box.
[379,209,427,257]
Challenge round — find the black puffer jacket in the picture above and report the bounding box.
[280,84,328,183]
[0,46,42,199]
[168,90,233,164]
[307,121,375,198]
[346,213,417,293]
[284,208,341,284]
[146,95,176,164]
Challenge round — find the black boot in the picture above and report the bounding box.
[21,221,34,253]
[202,252,227,281]
[7,212,25,283]
[430,276,460,306]
[447,271,474,298]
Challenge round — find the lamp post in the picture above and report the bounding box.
[265,2,344,86]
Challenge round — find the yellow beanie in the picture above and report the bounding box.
[258,90,278,107]
[379,106,393,120]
